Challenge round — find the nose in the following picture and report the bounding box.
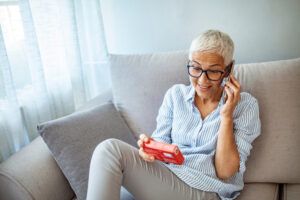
[197,71,210,84]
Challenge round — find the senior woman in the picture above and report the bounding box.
[86,30,261,200]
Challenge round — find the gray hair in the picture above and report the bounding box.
[189,30,234,66]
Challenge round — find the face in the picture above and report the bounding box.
[189,51,226,102]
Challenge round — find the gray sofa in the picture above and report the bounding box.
[0,51,299,200]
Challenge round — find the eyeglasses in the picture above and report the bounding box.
[186,60,233,81]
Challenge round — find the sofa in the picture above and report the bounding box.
[0,51,299,200]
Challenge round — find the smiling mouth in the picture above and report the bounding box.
[197,84,212,91]
[198,84,211,88]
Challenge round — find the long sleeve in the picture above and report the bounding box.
[233,96,261,174]
[149,85,262,199]
[151,87,174,144]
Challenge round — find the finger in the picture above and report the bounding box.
[139,148,147,159]
[230,75,241,90]
[228,77,241,103]
[139,147,150,159]
[140,134,150,142]
[225,86,233,102]
[141,134,149,142]
[139,150,148,162]
[141,135,148,144]
[137,140,143,147]
[144,154,155,161]
[144,137,149,143]
[146,154,155,162]
[225,82,240,104]
[225,81,239,94]
[139,148,153,161]
[148,156,155,162]
[148,155,155,162]
[139,134,146,140]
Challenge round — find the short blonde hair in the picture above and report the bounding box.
[189,30,234,66]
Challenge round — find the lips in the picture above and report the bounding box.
[199,85,211,88]
[197,84,211,92]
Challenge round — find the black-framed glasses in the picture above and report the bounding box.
[186,60,233,81]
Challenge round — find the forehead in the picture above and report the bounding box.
[191,51,224,66]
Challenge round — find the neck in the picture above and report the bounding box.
[195,87,224,105]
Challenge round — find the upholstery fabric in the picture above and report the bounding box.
[38,103,137,200]
[110,51,189,139]
[283,184,300,200]
[110,51,300,183]
[0,137,74,200]
[237,183,279,200]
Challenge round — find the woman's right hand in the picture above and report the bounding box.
[137,134,155,162]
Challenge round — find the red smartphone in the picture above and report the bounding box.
[142,138,184,165]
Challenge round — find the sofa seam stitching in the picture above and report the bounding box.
[0,171,35,200]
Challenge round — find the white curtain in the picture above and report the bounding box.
[0,0,111,162]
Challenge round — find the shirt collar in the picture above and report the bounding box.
[185,84,226,107]
[185,84,196,102]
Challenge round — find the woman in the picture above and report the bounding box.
[86,30,261,200]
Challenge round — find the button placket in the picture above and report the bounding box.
[191,109,202,146]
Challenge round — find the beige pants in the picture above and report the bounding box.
[87,138,220,200]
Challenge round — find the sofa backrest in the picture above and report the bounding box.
[109,51,300,183]
[110,51,189,138]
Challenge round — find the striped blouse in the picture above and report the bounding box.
[151,84,261,200]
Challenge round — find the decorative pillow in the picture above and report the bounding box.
[38,103,137,200]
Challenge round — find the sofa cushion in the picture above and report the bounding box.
[283,184,300,200]
[237,58,300,183]
[38,103,137,200]
[72,183,279,200]
[110,50,189,139]
[0,137,74,200]
[72,187,135,200]
[110,51,300,183]
[237,183,279,200]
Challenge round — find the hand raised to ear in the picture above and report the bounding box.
[220,75,241,118]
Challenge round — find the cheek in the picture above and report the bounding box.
[211,82,222,91]
[189,77,197,85]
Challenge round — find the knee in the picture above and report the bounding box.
[93,138,122,157]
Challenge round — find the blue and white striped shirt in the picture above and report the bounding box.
[151,84,261,200]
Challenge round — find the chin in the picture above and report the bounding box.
[195,90,210,100]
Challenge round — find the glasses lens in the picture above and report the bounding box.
[188,66,202,77]
[206,71,223,81]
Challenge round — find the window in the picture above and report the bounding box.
[0,1,31,100]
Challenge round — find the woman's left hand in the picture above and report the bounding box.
[220,74,241,118]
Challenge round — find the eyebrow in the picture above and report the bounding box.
[191,60,222,68]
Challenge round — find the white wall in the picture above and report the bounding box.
[100,0,300,64]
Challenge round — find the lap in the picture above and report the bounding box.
[97,138,219,200]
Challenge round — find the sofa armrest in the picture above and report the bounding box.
[0,90,113,200]
[0,136,74,200]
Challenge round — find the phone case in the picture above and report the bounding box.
[222,77,229,102]
[142,138,184,165]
